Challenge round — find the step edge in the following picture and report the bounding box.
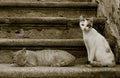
[0,39,84,47]
[0,2,97,8]
[0,64,119,78]
[0,17,106,24]
[0,39,114,47]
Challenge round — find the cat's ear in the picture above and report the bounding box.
[79,16,84,21]
[89,17,94,22]
[89,17,94,26]
[21,48,26,53]
[12,52,16,58]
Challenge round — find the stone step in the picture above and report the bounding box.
[0,64,120,78]
[0,2,97,8]
[0,39,114,48]
[0,17,106,39]
[0,39,83,47]
[0,39,86,63]
[0,17,105,24]
[0,2,97,17]
[0,0,92,2]
[0,38,114,64]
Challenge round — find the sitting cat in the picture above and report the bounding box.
[79,16,115,67]
[13,48,75,67]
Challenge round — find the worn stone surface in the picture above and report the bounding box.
[97,0,120,63]
[0,24,104,39]
[0,50,13,63]
[0,64,120,78]
[97,0,120,39]
[0,26,82,39]
[0,0,92,2]
[0,8,96,18]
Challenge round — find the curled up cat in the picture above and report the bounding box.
[79,16,115,67]
[13,48,75,67]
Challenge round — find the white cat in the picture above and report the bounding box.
[79,16,115,67]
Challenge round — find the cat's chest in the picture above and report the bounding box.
[83,32,97,45]
[83,33,93,41]
[83,37,92,44]
[83,29,97,41]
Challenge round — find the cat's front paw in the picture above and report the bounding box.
[85,64,92,67]
[89,60,94,65]
[10,64,19,67]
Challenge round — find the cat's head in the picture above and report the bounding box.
[13,48,27,66]
[79,16,93,31]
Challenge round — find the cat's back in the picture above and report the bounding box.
[14,49,75,66]
[36,49,75,59]
[37,49,75,61]
[91,28,107,43]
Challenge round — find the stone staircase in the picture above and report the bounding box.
[0,0,119,78]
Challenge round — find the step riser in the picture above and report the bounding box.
[0,2,97,7]
[0,2,97,17]
[0,17,105,24]
[0,17,105,39]
[0,8,96,17]
[0,26,82,39]
[0,0,92,2]
[0,24,104,39]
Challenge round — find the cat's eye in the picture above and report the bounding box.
[81,24,84,26]
[87,25,91,28]
[86,18,89,20]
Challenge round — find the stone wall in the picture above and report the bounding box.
[96,0,120,63]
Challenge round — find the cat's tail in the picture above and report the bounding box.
[91,61,115,67]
